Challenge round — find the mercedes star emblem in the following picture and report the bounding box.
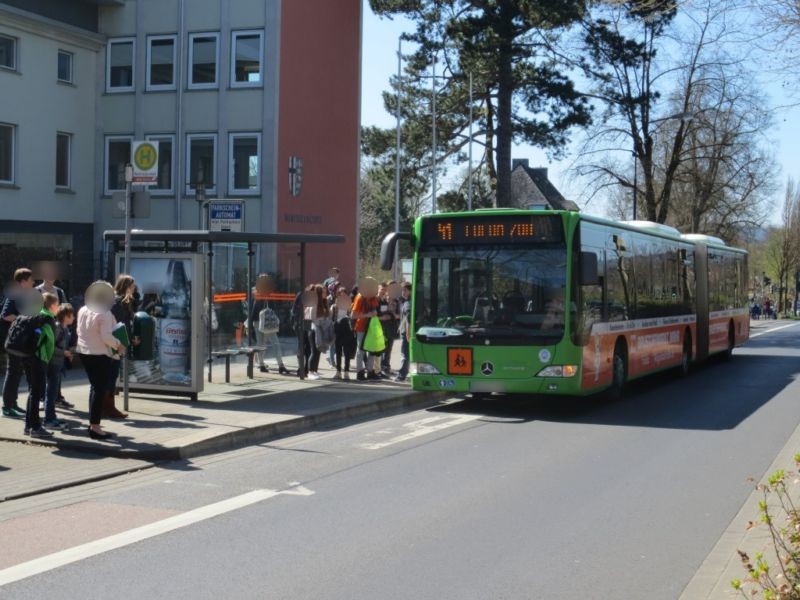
[481,361,494,376]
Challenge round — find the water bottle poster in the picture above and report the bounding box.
[123,255,196,389]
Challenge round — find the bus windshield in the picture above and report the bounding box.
[415,243,568,345]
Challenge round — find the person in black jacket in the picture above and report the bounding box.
[107,274,139,419]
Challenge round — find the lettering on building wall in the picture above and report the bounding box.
[284,213,322,224]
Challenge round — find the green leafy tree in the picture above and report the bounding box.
[369,0,591,208]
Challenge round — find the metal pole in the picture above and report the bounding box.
[467,71,474,211]
[394,38,402,282]
[632,149,637,221]
[207,242,214,383]
[296,243,306,379]
[431,54,437,214]
[246,242,254,345]
[123,164,132,412]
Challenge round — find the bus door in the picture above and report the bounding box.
[694,243,709,360]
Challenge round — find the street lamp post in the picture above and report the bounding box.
[122,163,133,412]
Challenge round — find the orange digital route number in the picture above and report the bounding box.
[448,348,473,375]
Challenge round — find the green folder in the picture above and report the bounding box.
[112,322,130,347]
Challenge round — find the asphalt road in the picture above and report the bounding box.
[1,321,799,599]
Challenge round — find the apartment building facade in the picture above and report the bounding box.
[0,0,361,294]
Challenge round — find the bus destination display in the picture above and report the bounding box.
[421,215,564,246]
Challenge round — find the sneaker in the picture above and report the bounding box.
[344,371,351,380]
[44,419,66,430]
[393,375,407,382]
[367,372,380,381]
[3,406,25,418]
[326,357,335,368]
[259,365,269,373]
[357,370,367,381]
[333,370,342,380]
[56,398,74,409]
[308,372,321,380]
[26,427,53,438]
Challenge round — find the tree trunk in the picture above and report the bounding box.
[485,93,497,207]
[494,6,514,208]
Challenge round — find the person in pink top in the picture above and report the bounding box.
[76,281,124,440]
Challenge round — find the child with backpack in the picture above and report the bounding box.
[19,292,58,437]
[43,303,75,430]
[1,267,35,418]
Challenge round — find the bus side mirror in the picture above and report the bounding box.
[380,231,412,271]
[580,251,599,286]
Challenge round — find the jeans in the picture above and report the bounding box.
[307,330,321,373]
[397,337,409,378]
[45,360,63,421]
[355,331,374,373]
[255,330,285,367]
[381,337,395,372]
[3,353,31,409]
[80,354,111,425]
[25,359,47,430]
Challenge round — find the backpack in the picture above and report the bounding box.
[258,307,280,335]
[4,314,52,357]
[314,318,335,352]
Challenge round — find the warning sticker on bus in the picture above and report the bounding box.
[448,348,473,375]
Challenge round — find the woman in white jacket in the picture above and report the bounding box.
[76,281,124,440]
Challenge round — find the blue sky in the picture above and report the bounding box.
[360,1,800,221]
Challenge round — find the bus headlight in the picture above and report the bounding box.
[537,365,578,378]
[412,363,441,375]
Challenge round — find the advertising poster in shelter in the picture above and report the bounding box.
[117,253,204,394]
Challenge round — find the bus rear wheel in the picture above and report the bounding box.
[608,344,627,401]
[724,324,735,361]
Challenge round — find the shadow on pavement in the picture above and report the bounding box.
[432,349,799,432]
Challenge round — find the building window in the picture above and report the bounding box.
[57,50,73,83]
[105,135,132,193]
[0,35,16,71]
[188,33,219,89]
[146,36,176,91]
[0,123,14,184]
[56,133,71,189]
[107,38,134,92]
[229,133,260,194]
[145,134,174,193]
[231,30,263,87]
[186,134,217,194]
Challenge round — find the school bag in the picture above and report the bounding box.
[4,314,52,357]
[258,307,280,335]
[314,318,336,351]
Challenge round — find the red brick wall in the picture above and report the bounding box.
[277,0,361,289]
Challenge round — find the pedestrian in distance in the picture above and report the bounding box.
[378,280,400,377]
[250,273,289,375]
[332,287,356,379]
[351,277,380,381]
[306,284,331,380]
[107,274,140,419]
[1,267,36,419]
[76,281,125,440]
[22,292,58,437]
[322,267,341,369]
[393,281,412,382]
[43,302,75,430]
[35,263,67,305]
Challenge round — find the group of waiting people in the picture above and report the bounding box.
[1,267,138,439]
[250,268,411,383]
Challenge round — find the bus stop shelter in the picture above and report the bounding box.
[104,229,345,393]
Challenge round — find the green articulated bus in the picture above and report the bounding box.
[381,209,749,398]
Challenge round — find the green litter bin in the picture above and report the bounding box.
[132,311,155,360]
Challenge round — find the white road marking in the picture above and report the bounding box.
[357,414,483,450]
[750,322,800,338]
[0,484,314,587]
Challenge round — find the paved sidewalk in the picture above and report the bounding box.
[0,343,442,501]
